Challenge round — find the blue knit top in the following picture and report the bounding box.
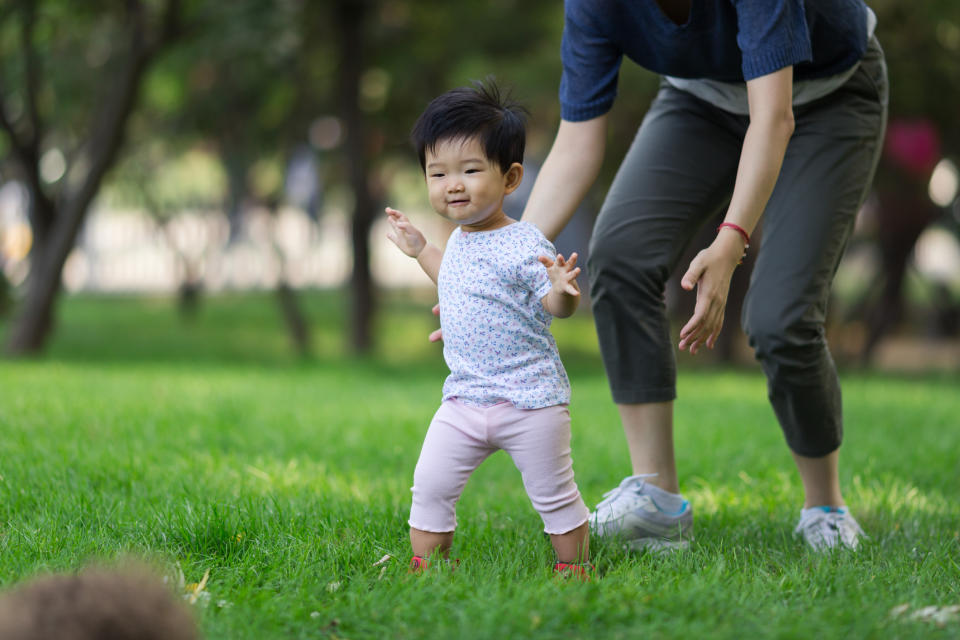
[560,0,870,121]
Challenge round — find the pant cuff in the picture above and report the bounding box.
[408,518,456,533]
[541,504,590,536]
[610,385,677,405]
[786,440,841,459]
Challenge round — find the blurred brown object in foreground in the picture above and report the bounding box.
[0,567,199,640]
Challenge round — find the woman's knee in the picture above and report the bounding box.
[587,226,669,295]
[742,304,826,363]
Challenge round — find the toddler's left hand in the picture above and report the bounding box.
[539,252,581,296]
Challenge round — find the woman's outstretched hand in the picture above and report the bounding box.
[678,232,745,354]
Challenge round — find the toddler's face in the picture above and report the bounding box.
[424,137,514,227]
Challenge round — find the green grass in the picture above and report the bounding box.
[1,291,958,638]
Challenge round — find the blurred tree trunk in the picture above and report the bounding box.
[222,149,250,243]
[219,149,314,357]
[0,267,10,318]
[276,282,311,357]
[158,220,204,321]
[336,0,376,354]
[269,200,312,358]
[1,0,181,356]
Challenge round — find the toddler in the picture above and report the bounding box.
[386,80,591,578]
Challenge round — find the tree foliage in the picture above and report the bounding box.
[0,0,182,354]
[1,0,958,356]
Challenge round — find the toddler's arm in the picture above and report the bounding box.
[385,207,442,285]
[539,252,580,319]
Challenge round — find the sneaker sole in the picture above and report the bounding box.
[626,537,691,552]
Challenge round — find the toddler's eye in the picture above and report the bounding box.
[465,169,480,174]
[431,173,445,178]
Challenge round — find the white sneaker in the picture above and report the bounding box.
[589,474,693,551]
[794,506,865,551]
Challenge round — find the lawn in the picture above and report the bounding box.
[1,292,958,638]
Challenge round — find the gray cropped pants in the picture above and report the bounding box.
[587,39,888,457]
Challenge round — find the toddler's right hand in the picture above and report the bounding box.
[386,207,427,258]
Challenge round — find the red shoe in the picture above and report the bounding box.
[553,561,594,581]
[409,556,429,573]
[409,556,460,574]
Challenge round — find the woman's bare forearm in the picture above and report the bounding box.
[521,116,607,242]
[723,67,795,237]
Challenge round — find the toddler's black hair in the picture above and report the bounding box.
[411,78,528,173]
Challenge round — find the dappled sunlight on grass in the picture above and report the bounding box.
[685,470,799,518]
[854,475,955,518]
[196,453,410,506]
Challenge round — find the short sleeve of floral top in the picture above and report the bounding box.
[437,221,570,409]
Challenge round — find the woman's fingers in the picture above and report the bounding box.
[679,312,703,350]
[681,258,705,291]
[682,307,724,353]
[680,294,723,353]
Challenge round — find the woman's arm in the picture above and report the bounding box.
[521,115,608,242]
[721,66,795,239]
[678,66,795,354]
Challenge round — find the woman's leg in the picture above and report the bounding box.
[741,39,887,513]
[792,450,842,508]
[587,86,743,499]
[617,401,678,493]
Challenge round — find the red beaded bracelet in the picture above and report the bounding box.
[717,222,750,265]
[717,222,751,248]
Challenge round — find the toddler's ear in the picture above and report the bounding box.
[503,162,524,194]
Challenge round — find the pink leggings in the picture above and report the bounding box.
[408,398,589,535]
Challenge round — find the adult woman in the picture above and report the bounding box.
[520,0,887,550]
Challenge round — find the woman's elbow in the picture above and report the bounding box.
[754,109,795,141]
[772,106,795,138]
[781,109,795,138]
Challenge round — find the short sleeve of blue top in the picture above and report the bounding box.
[560,0,869,122]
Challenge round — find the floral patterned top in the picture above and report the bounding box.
[438,221,570,409]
